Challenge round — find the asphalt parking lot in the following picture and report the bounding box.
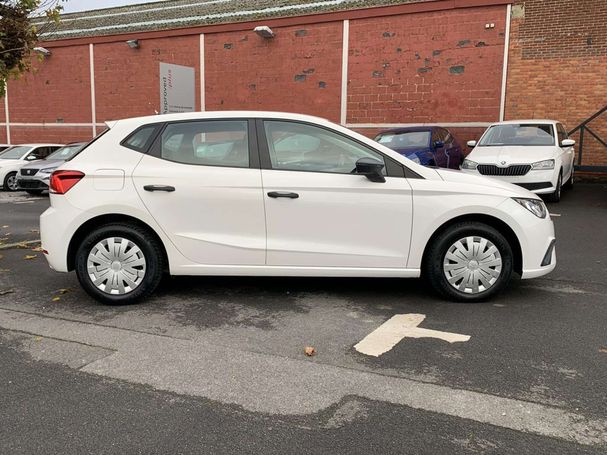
[1,184,606,454]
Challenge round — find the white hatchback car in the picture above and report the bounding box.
[41,112,556,304]
[461,120,575,202]
[0,144,64,191]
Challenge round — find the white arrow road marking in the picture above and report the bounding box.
[354,314,471,357]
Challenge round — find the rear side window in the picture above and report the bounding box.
[122,125,160,152]
[159,120,249,168]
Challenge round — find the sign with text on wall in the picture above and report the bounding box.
[159,62,195,114]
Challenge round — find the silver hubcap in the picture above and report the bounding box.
[7,175,18,191]
[87,237,146,295]
[443,236,502,294]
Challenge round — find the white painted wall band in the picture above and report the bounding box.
[499,4,512,122]
[3,85,10,144]
[347,122,492,129]
[89,43,97,137]
[0,123,105,127]
[340,19,349,126]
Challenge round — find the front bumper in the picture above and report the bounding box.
[17,174,50,190]
[461,168,558,194]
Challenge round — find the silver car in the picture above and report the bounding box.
[17,142,86,194]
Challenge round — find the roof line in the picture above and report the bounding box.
[40,0,511,46]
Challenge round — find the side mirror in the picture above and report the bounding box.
[25,154,38,161]
[467,140,477,148]
[355,157,386,183]
[561,139,575,147]
[433,140,445,148]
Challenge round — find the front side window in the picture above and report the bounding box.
[160,120,249,168]
[479,124,555,146]
[375,131,431,150]
[266,121,386,174]
[557,124,568,144]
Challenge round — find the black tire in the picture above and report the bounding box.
[3,172,18,192]
[75,223,165,305]
[423,222,513,302]
[545,171,562,203]
[26,190,43,195]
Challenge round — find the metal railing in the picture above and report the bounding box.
[569,105,607,173]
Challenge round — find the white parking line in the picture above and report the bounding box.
[354,314,470,357]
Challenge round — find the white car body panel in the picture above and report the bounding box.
[40,111,555,287]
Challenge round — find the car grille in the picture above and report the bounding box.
[477,164,531,176]
[17,179,48,190]
[20,168,39,176]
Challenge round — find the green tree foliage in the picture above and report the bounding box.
[0,0,62,96]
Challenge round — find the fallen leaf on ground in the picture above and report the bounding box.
[304,346,316,357]
[0,289,14,296]
[30,229,39,234]
[600,347,607,354]
[34,336,42,342]
[17,243,31,249]
[1,225,8,229]
[57,288,71,295]
[32,246,44,252]
[51,297,61,302]
[23,255,37,260]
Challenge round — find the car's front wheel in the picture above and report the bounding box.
[75,223,164,305]
[545,171,562,203]
[423,222,513,302]
[3,172,19,192]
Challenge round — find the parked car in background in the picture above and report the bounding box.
[0,144,63,191]
[461,120,574,202]
[0,144,11,153]
[374,126,463,169]
[18,142,87,195]
[41,111,555,305]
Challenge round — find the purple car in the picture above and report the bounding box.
[374,126,464,169]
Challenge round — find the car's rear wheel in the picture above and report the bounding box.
[75,223,164,305]
[545,171,562,203]
[3,172,18,192]
[423,222,513,302]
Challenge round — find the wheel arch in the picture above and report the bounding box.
[67,213,169,272]
[421,213,523,276]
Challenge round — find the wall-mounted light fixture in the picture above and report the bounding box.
[126,39,140,49]
[33,47,52,56]
[254,26,275,39]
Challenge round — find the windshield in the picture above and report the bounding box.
[47,143,85,160]
[0,146,31,160]
[479,124,555,146]
[375,131,431,149]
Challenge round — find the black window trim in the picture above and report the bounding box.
[255,118,423,179]
[147,118,260,170]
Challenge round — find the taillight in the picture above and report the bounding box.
[50,170,85,194]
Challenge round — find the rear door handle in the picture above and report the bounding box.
[144,185,175,192]
[267,191,299,199]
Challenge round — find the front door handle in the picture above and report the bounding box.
[144,185,175,192]
[267,191,299,199]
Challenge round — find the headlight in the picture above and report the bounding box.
[461,159,478,170]
[408,155,421,164]
[513,197,547,218]
[531,159,555,170]
[39,167,57,174]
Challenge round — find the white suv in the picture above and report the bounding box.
[40,112,556,304]
[461,120,575,202]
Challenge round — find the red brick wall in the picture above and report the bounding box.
[94,35,200,122]
[205,22,343,123]
[7,45,91,124]
[347,5,507,124]
[506,0,607,167]
[7,126,93,144]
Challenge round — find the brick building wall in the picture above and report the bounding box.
[506,0,607,167]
